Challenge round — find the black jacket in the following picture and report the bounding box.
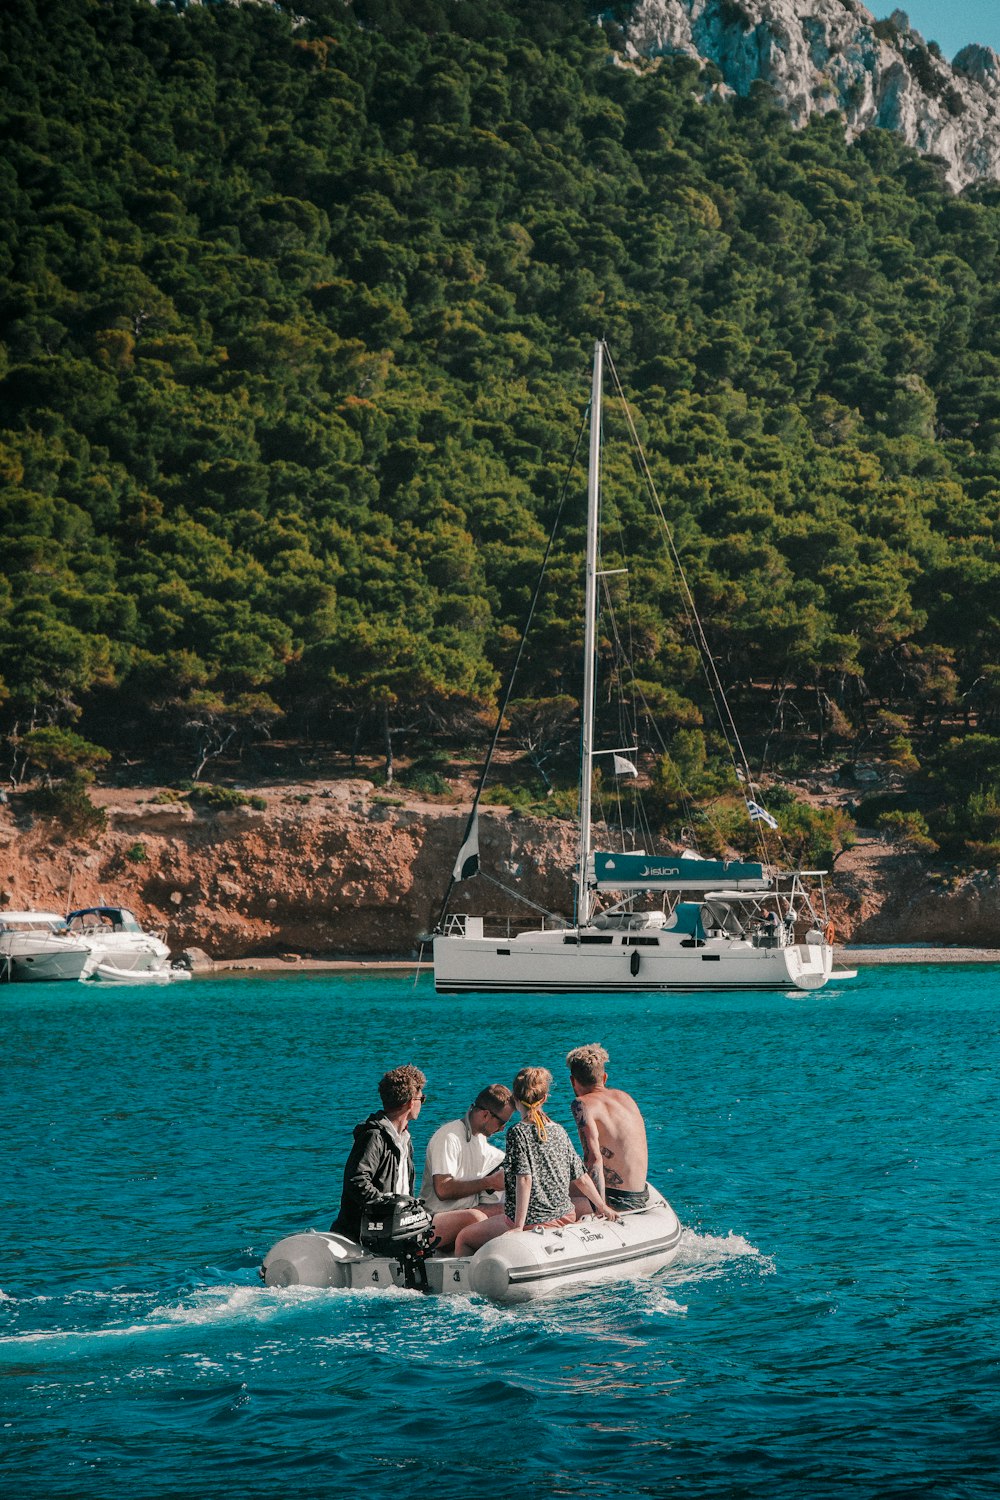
[331,1111,414,1241]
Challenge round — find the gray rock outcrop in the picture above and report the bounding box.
[622,0,1000,190]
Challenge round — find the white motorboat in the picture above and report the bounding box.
[0,911,94,983]
[262,1187,682,1304]
[66,906,172,974]
[433,341,856,995]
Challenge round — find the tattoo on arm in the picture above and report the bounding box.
[571,1098,587,1142]
[573,1099,606,1195]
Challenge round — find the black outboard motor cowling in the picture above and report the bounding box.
[360,1195,435,1260]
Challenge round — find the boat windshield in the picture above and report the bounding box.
[68,907,143,932]
[0,913,68,932]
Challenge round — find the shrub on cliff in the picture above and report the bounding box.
[30,772,107,840]
[17,727,111,787]
[876,809,938,852]
[183,782,268,812]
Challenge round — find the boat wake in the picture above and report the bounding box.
[664,1225,773,1282]
[0,1282,327,1357]
[0,1227,771,1358]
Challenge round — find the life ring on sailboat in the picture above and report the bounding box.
[824,921,836,946]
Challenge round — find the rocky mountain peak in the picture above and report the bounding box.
[621,0,1000,190]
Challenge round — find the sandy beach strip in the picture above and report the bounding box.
[842,946,1000,965]
[210,956,420,973]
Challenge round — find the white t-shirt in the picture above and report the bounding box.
[419,1114,504,1213]
[380,1115,412,1196]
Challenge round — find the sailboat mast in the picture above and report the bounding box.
[577,339,603,927]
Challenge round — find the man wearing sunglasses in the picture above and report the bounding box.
[418,1084,515,1245]
[331,1063,428,1242]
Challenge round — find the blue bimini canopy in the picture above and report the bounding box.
[592,853,768,892]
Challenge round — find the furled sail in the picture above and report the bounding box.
[452,812,480,882]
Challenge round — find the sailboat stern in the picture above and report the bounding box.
[784,939,835,990]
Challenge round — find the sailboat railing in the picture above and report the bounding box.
[442,912,561,940]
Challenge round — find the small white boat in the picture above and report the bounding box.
[66,906,172,975]
[262,1187,682,1303]
[0,910,93,983]
[88,961,192,985]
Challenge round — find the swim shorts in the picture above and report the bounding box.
[605,1185,649,1212]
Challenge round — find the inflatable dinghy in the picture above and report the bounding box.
[262,1187,682,1303]
[88,962,192,984]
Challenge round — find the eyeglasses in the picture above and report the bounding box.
[415,1093,427,1104]
[480,1106,507,1126]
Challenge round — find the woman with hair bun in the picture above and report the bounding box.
[454,1065,618,1256]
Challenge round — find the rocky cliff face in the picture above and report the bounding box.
[0,779,996,957]
[623,0,1000,190]
[0,783,579,960]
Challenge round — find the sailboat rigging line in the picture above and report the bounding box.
[432,402,591,934]
[593,477,727,855]
[479,870,561,920]
[603,346,777,866]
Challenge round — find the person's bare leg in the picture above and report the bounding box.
[455,1213,515,1257]
[431,1207,485,1250]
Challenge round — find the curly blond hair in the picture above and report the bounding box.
[566,1043,609,1086]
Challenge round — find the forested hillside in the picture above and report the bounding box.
[5,0,1000,859]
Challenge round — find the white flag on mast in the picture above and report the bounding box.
[613,754,638,778]
[747,800,779,831]
[452,812,480,881]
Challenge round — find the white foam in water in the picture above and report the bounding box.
[0,1282,320,1351]
[641,1287,689,1316]
[1,1233,773,1356]
[663,1226,775,1283]
[150,1284,300,1326]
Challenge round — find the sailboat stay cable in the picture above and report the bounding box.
[433,402,591,933]
[478,870,561,920]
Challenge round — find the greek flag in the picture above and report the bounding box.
[613,754,638,778]
[452,812,480,881]
[748,800,779,831]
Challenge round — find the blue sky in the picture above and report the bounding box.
[874,3,1000,59]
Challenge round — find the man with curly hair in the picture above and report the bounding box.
[331,1064,427,1242]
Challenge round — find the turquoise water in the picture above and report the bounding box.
[3,965,998,1498]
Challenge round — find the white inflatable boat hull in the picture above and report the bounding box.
[88,962,192,984]
[262,1188,682,1303]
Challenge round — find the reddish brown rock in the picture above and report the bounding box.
[0,781,994,959]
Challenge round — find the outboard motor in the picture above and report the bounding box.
[360,1195,436,1291]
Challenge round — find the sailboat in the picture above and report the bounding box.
[433,341,856,994]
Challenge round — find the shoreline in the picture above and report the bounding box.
[205,946,1000,974]
[838,945,1000,965]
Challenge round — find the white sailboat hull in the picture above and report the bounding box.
[262,1188,683,1303]
[434,928,845,993]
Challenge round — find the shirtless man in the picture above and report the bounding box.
[565,1043,650,1215]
